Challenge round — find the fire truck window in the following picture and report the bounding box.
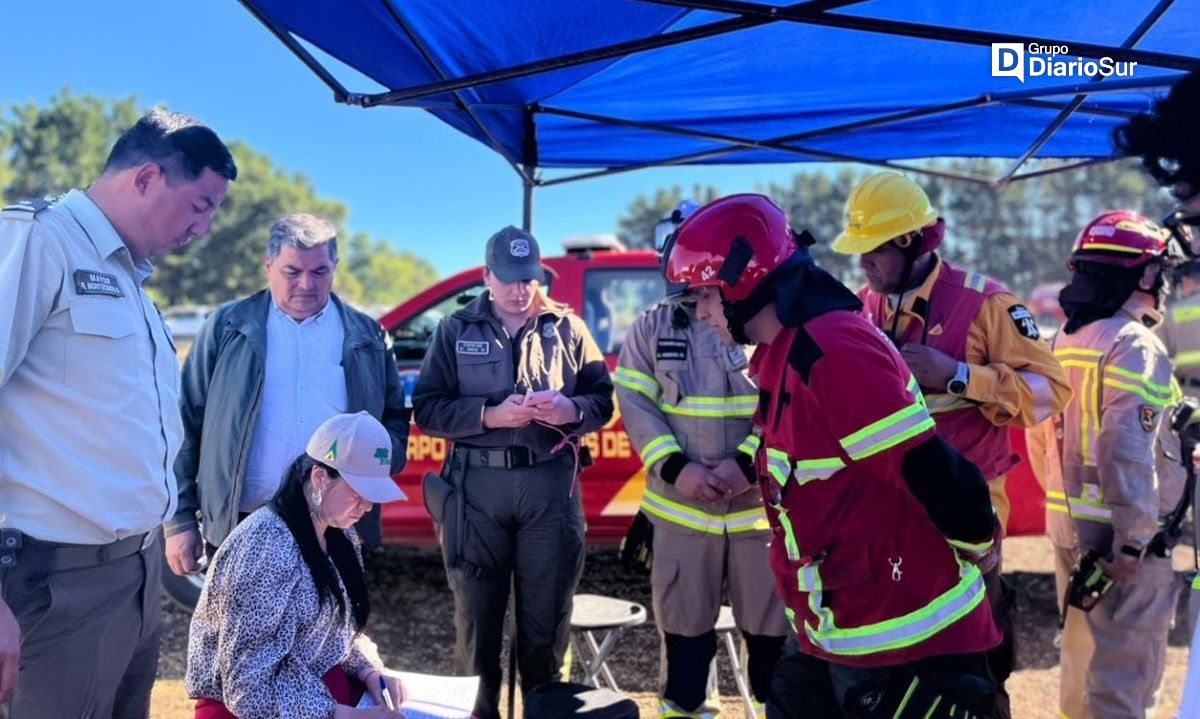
[583,269,665,355]
[390,283,484,362]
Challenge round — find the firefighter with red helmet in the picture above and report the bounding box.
[617,201,787,718]
[830,172,1071,719]
[664,194,1001,719]
[1039,210,1188,719]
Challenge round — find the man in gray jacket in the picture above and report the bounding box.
[165,213,409,575]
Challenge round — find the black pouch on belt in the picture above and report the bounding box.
[423,470,458,561]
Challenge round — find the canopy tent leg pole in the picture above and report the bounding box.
[522,177,535,233]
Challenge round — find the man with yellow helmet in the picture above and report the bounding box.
[833,172,1071,719]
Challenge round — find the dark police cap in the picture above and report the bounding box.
[485,226,546,283]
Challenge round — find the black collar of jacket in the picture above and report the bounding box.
[453,292,573,324]
[772,264,862,382]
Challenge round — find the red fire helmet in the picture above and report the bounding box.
[664,194,798,302]
[1070,210,1171,269]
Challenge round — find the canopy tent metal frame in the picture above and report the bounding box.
[237,0,1200,230]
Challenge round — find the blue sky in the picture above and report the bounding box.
[0,0,810,277]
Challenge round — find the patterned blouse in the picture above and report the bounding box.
[185,509,384,719]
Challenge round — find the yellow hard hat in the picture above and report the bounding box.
[832,172,939,254]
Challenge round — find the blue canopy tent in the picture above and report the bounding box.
[238,0,1200,228]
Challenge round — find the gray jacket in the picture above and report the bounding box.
[168,290,409,547]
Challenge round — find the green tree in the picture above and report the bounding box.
[615,184,720,249]
[342,232,438,308]
[0,91,438,308]
[2,90,139,199]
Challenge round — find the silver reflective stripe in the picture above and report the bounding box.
[641,489,768,534]
[659,394,757,418]
[805,563,988,656]
[613,367,659,401]
[792,457,845,485]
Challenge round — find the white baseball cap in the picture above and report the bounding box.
[306,412,407,503]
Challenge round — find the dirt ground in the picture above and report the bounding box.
[150,536,1190,718]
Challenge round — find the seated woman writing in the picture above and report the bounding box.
[186,412,408,718]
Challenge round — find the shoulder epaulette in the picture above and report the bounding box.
[1,197,52,221]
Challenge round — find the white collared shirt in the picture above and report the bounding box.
[0,190,182,543]
[240,299,347,511]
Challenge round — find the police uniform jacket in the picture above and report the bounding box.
[413,292,614,453]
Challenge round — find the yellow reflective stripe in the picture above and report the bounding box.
[641,489,768,535]
[725,507,771,533]
[1058,356,1101,466]
[1066,484,1112,524]
[921,694,942,719]
[1101,377,1177,407]
[793,457,846,485]
[947,537,994,555]
[777,507,802,561]
[1177,350,1200,368]
[1173,305,1200,323]
[803,561,988,656]
[1106,365,1177,399]
[738,434,761,456]
[613,367,659,401]
[1081,242,1144,255]
[640,435,682,467]
[765,448,791,486]
[894,677,921,717]
[1046,490,1070,514]
[839,399,935,461]
[1192,574,1200,591]
[641,489,724,535]
[1053,348,1104,359]
[659,394,757,418]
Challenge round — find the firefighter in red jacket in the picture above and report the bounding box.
[664,194,1001,719]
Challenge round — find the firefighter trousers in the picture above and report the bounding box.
[1077,553,1177,719]
[651,526,788,714]
[440,453,586,719]
[765,636,995,718]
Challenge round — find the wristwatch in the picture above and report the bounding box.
[946,361,970,397]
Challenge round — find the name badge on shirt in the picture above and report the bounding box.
[73,270,123,298]
[456,340,490,356]
[656,338,688,361]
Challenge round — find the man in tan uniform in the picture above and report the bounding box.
[1043,210,1187,719]
[616,269,786,717]
[0,110,236,718]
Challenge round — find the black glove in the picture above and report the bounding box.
[618,511,654,574]
[843,670,993,719]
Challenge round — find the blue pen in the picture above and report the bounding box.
[379,675,396,711]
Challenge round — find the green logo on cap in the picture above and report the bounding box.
[324,440,338,462]
[375,447,389,465]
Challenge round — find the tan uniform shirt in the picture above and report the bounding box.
[0,191,181,544]
[1052,297,1186,555]
[878,258,1072,525]
[615,301,766,536]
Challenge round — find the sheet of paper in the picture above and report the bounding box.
[356,671,479,719]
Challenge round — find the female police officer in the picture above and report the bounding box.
[413,226,614,719]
